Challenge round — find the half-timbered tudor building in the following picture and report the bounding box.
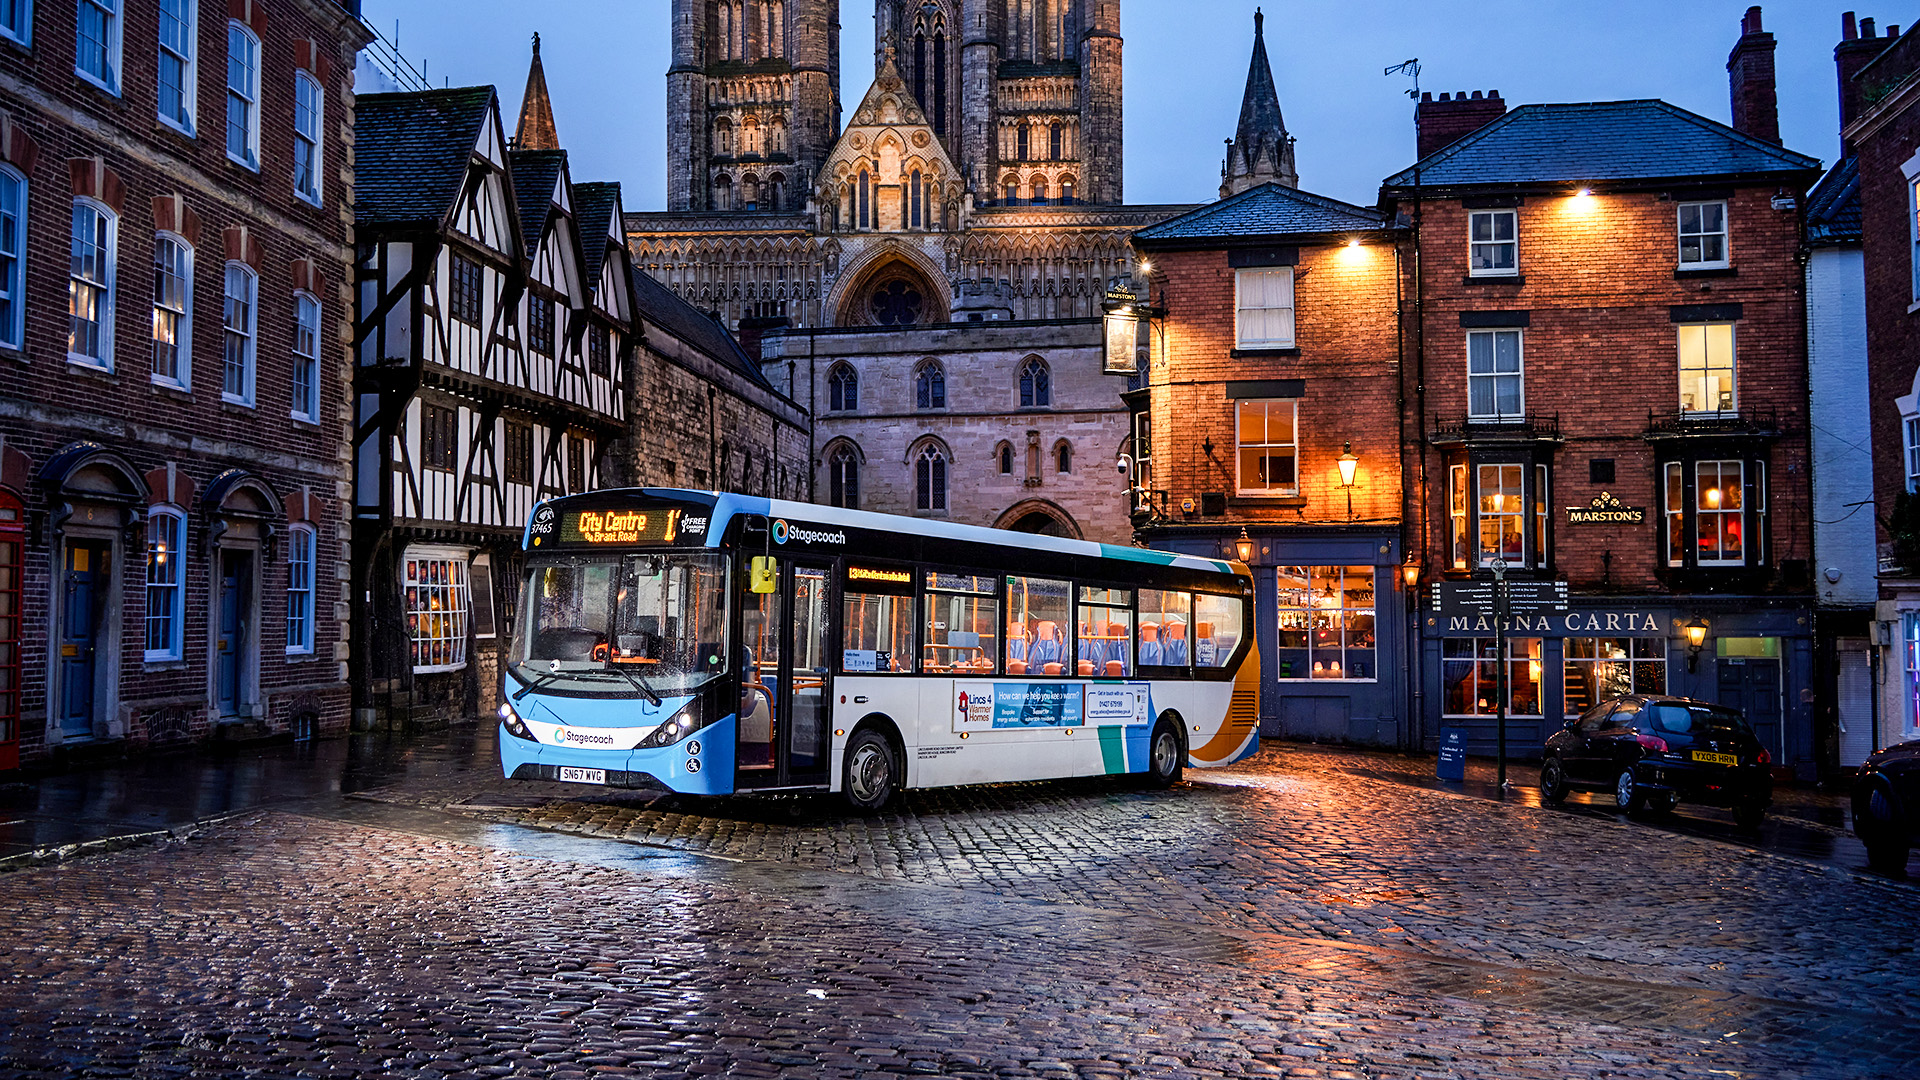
[0,0,371,769]
[351,84,628,727]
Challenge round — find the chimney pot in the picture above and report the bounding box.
[1893,25,1902,37]
[1843,11,1858,40]
[1421,91,1432,102]
[1745,6,1763,34]
[1470,90,1483,99]
[1863,17,1877,37]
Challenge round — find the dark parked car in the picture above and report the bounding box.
[1852,740,1920,874]
[1540,695,1772,825]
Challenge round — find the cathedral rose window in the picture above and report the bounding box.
[871,279,924,326]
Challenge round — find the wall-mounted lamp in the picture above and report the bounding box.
[1234,527,1255,564]
[1337,441,1359,520]
[1401,560,1420,589]
[1685,617,1709,673]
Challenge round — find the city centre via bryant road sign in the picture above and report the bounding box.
[1431,579,1571,620]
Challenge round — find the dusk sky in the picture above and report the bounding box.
[360,1,1855,210]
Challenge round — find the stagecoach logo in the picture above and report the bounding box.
[552,727,616,747]
[529,505,557,536]
[772,519,847,547]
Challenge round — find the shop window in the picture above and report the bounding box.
[1005,575,1071,675]
[842,591,914,673]
[1563,637,1665,716]
[1442,637,1543,716]
[144,508,185,661]
[925,572,999,673]
[1663,457,1765,569]
[1077,586,1133,677]
[1138,589,1192,668]
[1275,566,1375,680]
[1447,459,1550,570]
[405,550,470,672]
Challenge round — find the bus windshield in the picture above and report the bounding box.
[510,553,731,698]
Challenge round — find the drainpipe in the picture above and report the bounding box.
[707,385,718,489]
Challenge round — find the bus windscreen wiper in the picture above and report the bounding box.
[511,662,565,701]
[604,658,663,706]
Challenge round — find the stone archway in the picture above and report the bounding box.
[826,241,951,327]
[994,498,1082,540]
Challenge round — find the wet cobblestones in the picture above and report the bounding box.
[0,739,1910,1078]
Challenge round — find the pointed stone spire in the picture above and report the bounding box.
[514,32,561,151]
[1220,8,1297,197]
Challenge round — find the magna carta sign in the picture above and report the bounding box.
[1566,491,1646,525]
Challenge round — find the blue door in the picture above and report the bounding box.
[1716,658,1782,762]
[216,551,251,717]
[58,542,109,739]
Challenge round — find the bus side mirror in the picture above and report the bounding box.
[750,556,778,594]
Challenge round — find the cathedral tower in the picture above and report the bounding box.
[668,0,843,212]
[1220,8,1296,198]
[884,1,1122,206]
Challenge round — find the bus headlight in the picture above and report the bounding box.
[635,702,708,749]
[499,701,536,742]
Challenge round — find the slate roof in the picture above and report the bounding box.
[1806,155,1861,245]
[355,87,497,228]
[1381,100,1822,192]
[1231,11,1288,167]
[628,267,775,391]
[573,182,623,283]
[508,150,568,259]
[1132,182,1390,244]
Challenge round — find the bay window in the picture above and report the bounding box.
[1662,453,1767,570]
[1447,458,1550,571]
[405,549,469,672]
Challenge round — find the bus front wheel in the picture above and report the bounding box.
[1145,717,1184,789]
[843,729,898,813]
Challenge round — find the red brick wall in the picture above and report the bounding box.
[1855,88,1920,574]
[1408,186,1813,593]
[1142,239,1403,528]
[0,1,365,763]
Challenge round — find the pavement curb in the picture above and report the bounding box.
[0,810,249,873]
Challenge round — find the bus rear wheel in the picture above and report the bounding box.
[843,729,897,814]
[1145,717,1184,789]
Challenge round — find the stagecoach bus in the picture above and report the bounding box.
[498,489,1260,811]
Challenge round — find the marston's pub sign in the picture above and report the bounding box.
[1566,491,1646,525]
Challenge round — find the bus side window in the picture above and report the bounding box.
[1005,574,1070,677]
[1193,593,1244,668]
[924,571,999,674]
[1139,589,1192,670]
[843,591,916,673]
[1077,586,1133,677]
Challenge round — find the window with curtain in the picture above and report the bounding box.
[1443,637,1543,716]
[226,20,260,167]
[222,262,255,403]
[1,0,31,46]
[145,509,184,660]
[1235,268,1294,348]
[75,0,120,92]
[152,234,191,386]
[1467,329,1523,419]
[286,525,314,654]
[69,200,116,368]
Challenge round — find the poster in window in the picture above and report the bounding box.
[470,556,496,639]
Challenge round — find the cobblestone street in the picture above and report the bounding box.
[0,734,1913,1079]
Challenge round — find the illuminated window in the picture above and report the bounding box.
[1563,638,1665,717]
[1275,566,1374,680]
[1663,457,1765,569]
[152,234,191,386]
[1467,329,1523,420]
[145,508,184,660]
[1236,399,1297,496]
[1443,637,1543,716]
[404,549,469,672]
[1234,268,1294,348]
[1678,322,1735,414]
[69,200,116,368]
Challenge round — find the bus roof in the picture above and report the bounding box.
[531,488,1239,576]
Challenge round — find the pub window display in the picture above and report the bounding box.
[1275,566,1375,680]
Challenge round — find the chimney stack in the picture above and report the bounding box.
[1728,6,1782,145]
[1416,90,1507,159]
[1837,12,1898,155]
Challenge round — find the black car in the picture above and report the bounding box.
[1852,740,1920,874]
[1540,694,1772,825]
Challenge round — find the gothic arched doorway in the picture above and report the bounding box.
[995,499,1081,540]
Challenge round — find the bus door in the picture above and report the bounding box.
[735,559,833,789]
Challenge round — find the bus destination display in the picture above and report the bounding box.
[560,508,681,545]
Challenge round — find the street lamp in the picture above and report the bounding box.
[1337,441,1359,521]
[1686,617,1709,673]
[1233,527,1255,564]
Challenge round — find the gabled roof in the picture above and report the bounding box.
[355,87,498,228]
[1133,182,1389,244]
[1806,155,1860,245]
[508,149,568,259]
[1381,100,1821,193]
[628,267,775,391]
[574,181,623,282]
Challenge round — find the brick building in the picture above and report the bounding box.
[1387,7,1823,771]
[1130,183,1407,742]
[0,0,371,768]
[1842,12,1920,755]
